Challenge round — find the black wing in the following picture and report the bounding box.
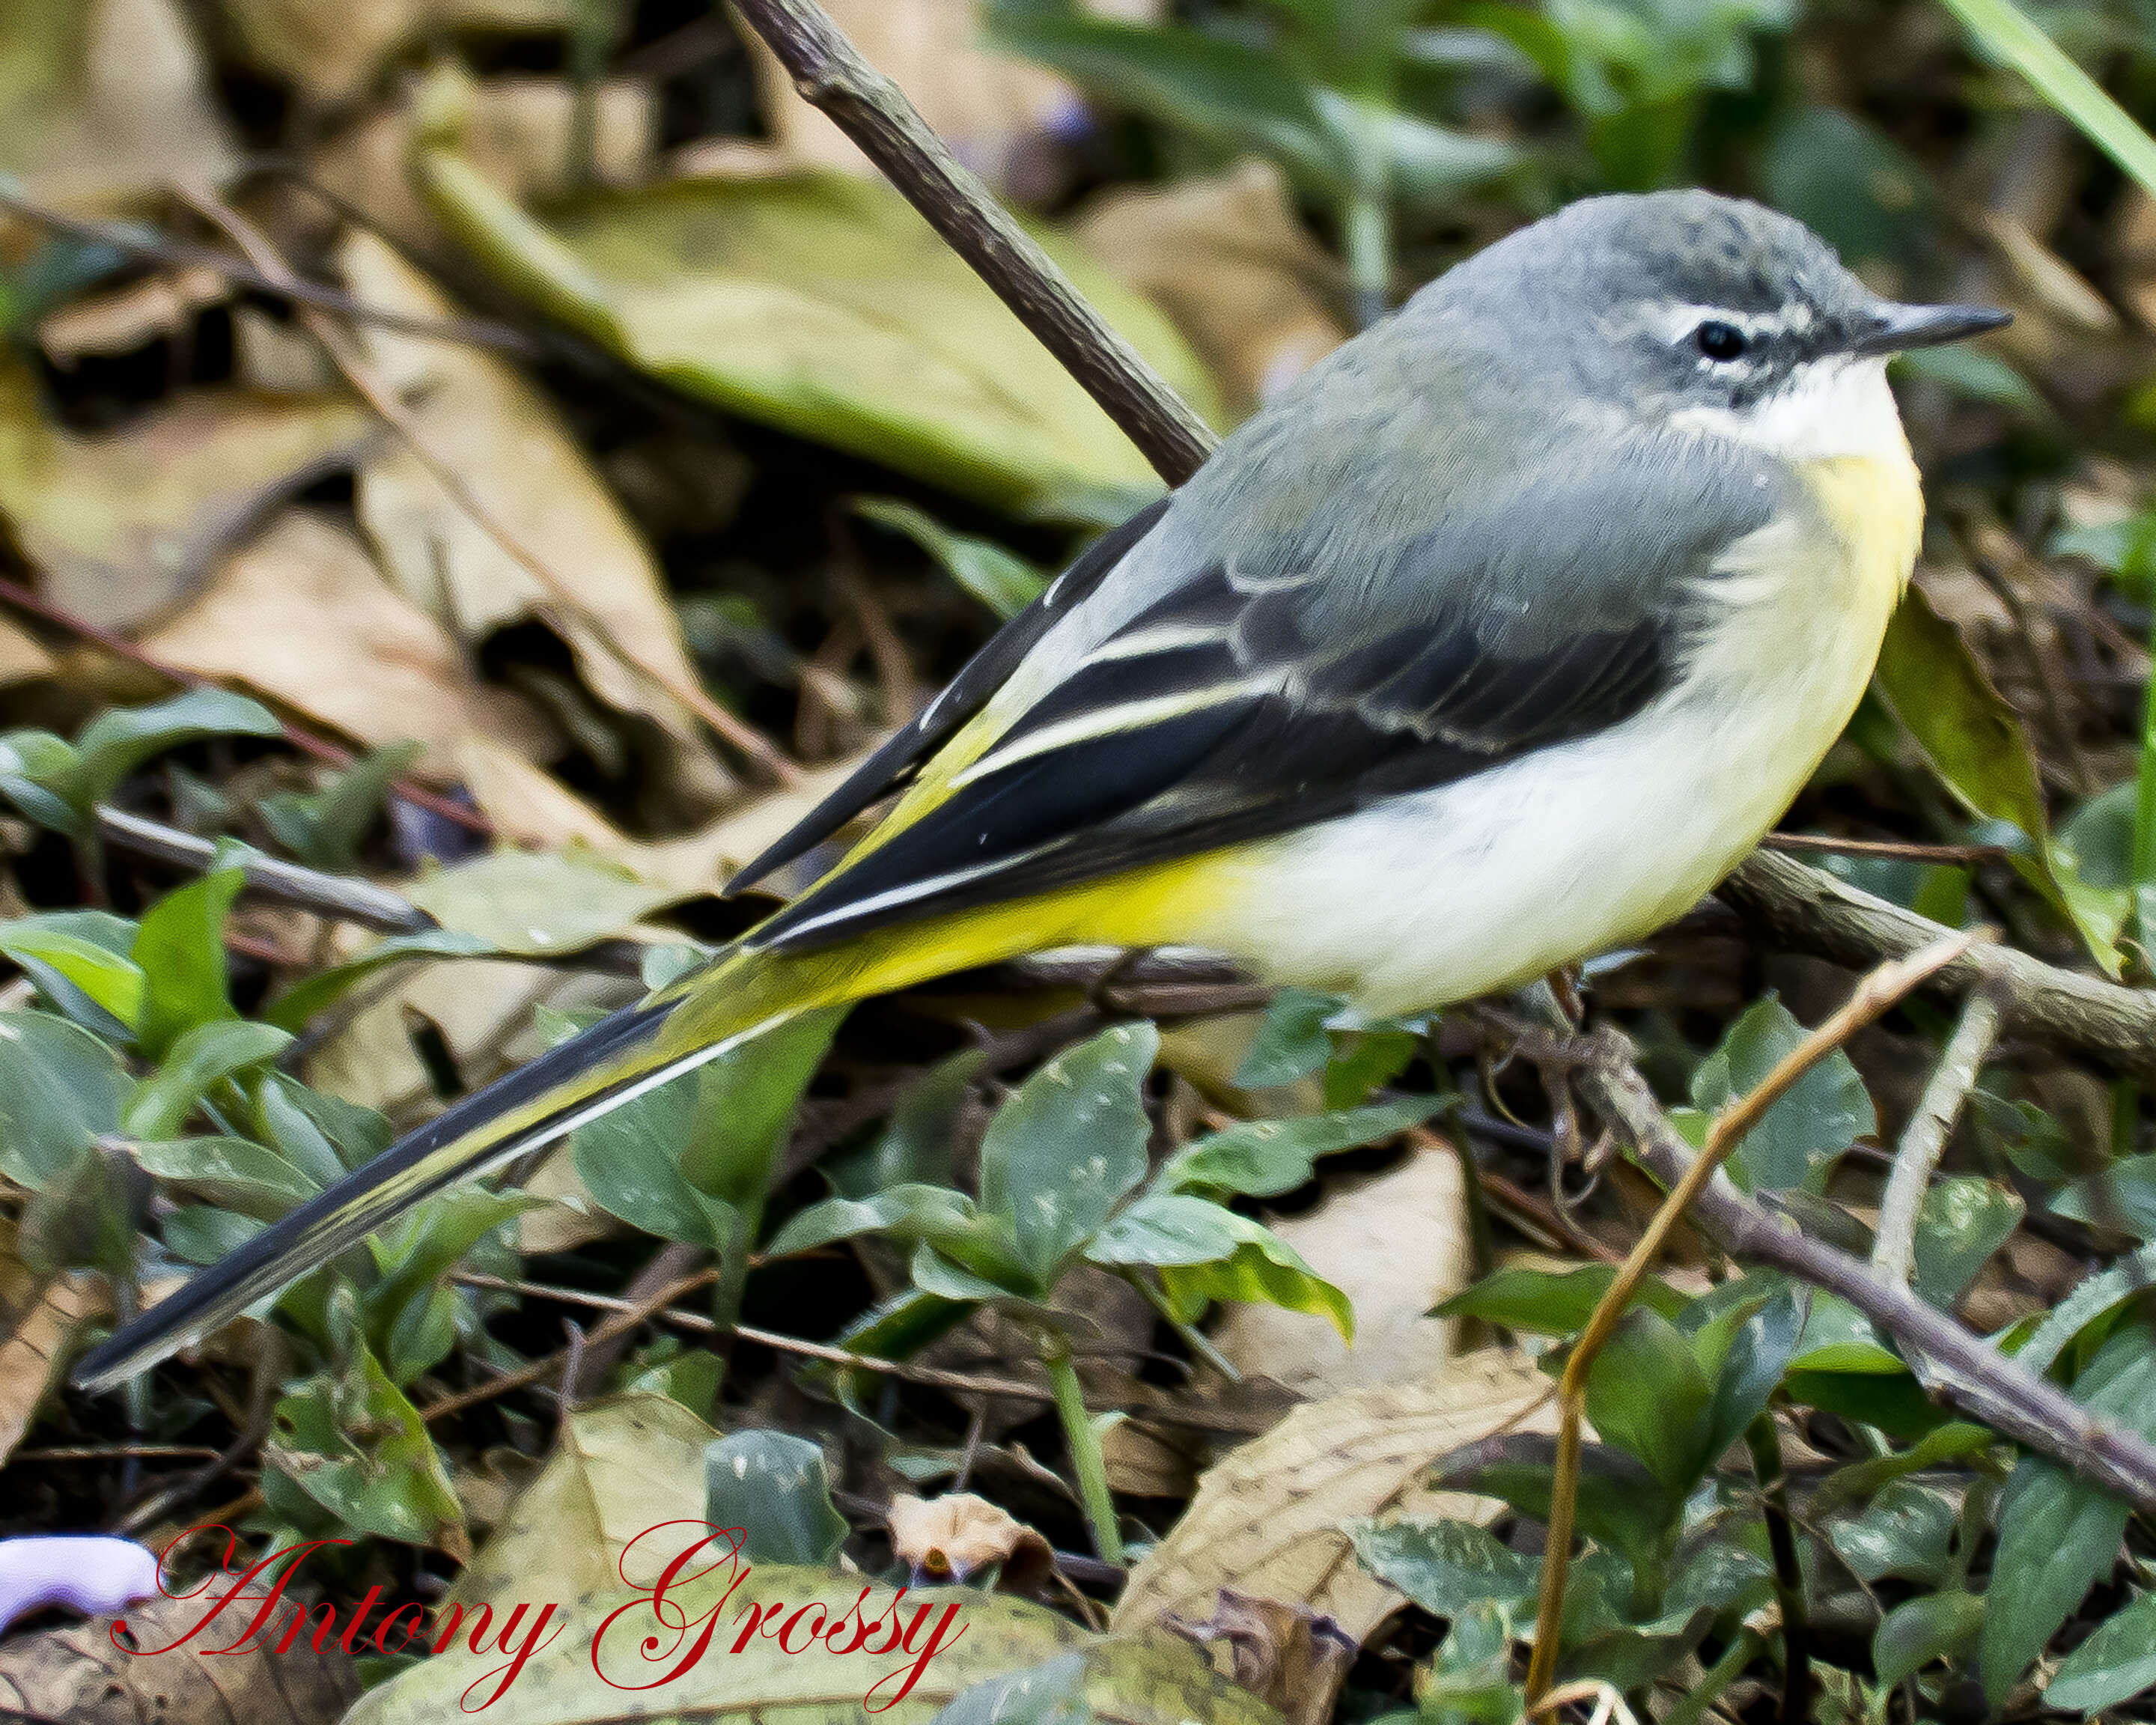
[749,557,1675,953]
[722,496,1172,895]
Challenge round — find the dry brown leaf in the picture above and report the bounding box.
[1211,1136,1473,1399]
[303,954,633,1119]
[1112,1353,1556,1643]
[1166,1591,1358,1725]
[36,267,229,367]
[142,510,553,774]
[0,615,56,691]
[1078,159,1345,421]
[456,731,873,898]
[716,0,1082,200]
[0,1220,103,1466]
[0,0,236,213]
[0,1592,358,1724]
[340,233,728,812]
[451,1393,714,1607]
[314,77,654,261]
[886,1491,1053,1592]
[0,365,373,632]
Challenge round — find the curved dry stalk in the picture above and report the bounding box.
[1874,988,2005,1286]
[1521,932,1976,1703]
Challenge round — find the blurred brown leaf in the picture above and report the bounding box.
[35,267,228,368]
[0,364,372,632]
[141,509,553,774]
[716,0,1087,201]
[1211,1135,1473,1399]
[314,74,654,252]
[0,0,234,212]
[1078,160,1346,422]
[1112,1354,1555,1643]
[0,1220,102,1467]
[0,1593,357,1724]
[342,232,731,814]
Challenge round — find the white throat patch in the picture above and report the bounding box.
[1669,354,1909,463]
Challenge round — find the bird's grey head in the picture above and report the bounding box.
[1413,190,2008,460]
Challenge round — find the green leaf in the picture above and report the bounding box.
[264,1287,463,1547]
[1431,1434,1675,1566]
[131,860,247,1059]
[1699,1287,1801,1459]
[121,1018,292,1141]
[2047,1588,2156,1712]
[769,1183,1035,1292]
[1155,1091,1440,1199]
[1580,1308,1717,1494]
[574,1009,842,1249]
[0,1008,129,1189]
[2053,1154,2156,1239]
[256,742,420,872]
[1932,0,2156,202]
[933,1652,1094,1725]
[0,915,145,1035]
[1163,1228,1353,1337]
[1875,587,2125,970]
[979,1021,1155,1285]
[824,1048,981,1199]
[1345,1517,1539,1616]
[1875,1590,1983,1691]
[261,928,493,1031]
[1231,988,1342,1089]
[0,728,79,833]
[1421,1601,1523,1725]
[48,689,281,816]
[420,138,1217,521]
[1435,1264,1688,1333]
[677,1007,844,1212]
[404,847,681,955]
[1690,997,1875,1192]
[1912,1175,2023,1306]
[131,1135,320,1220]
[703,1429,847,1566]
[365,1190,535,1385]
[1829,1481,1958,1586]
[986,10,1345,190]
[1982,1322,2156,1703]
[855,498,1048,622]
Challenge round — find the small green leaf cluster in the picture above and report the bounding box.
[764,1021,1439,1557]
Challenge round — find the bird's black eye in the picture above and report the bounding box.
[1695,320,1748,362]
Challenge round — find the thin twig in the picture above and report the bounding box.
[1722,849,2156,1085]
[177,187,801,788]
[419,1267,716,1424]
[1523,934,1975,1703]
[726,0,1217,484]
[448,1269,1279,1434]
[1874,989,2006,1286]
[98,805,433,933]
[1563,1024,2156,1512]
[0,184,540,353]
[1759,831,2006,865]
[0,573,490,834]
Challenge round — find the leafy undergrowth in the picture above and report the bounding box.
[7,0,2156,1724]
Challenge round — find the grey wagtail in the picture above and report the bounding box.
[75,189,2008,1393]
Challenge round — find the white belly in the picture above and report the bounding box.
[1180,490,1910,1016]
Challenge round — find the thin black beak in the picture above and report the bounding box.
[1847,302,2012,356]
